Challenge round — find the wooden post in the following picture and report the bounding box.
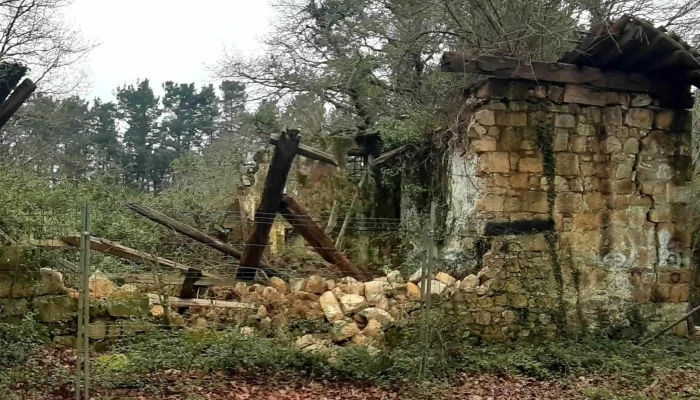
[279,195,367,280]
[238,129,300,280]
[178,268,203,314]
[126,203,278,275]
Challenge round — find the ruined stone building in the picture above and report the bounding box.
[436,16,698,339]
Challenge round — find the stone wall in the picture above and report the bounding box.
[0,247,156,344]
[440,78,695,339]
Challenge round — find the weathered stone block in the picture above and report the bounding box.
[654,109,675,131]
[614,179,636,194]
[603,106,623,125]
[475,110,496,126]
[630,94,653,107]
[554,114,576,128]
[569,136,587,153]
[547,85,565,103]
[503,197,521,212]
[105,292,150,318]
[600,137,622,155]
[489,100,507,110]
[555,193,584,214]
[555,153,579,176]
[479,194,505,212]
[34,295,77,322]
[625,108,654,129]
[478,152,510,173]
[477,79,510,99]
[649,207,672,223]
[511,112,528,127]
[518,157,543,173]
[470,138,498,153]
[553,131,569,151]
[563,84,606,106]
[510,173,529,189]
[523,191,549,213]
[623,138,639,154]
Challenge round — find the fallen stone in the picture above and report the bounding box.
[319,291,344,322]
[287,291,320,301]
[364,281,388,304]
[408,269,433,283]
[262,286,285,304]
[331,320,360,342]
[359,307,395,326]
[460,274,479,291]
[362,319,385,340]
[339,294,366,315]
[268,277,289,294]
[89,271,116,299]
[326,279,336,291]
[305,275,326,295]
[240,326,255,336]
[289,278,307,293]
[234,282,247,297]
[107,323,121,338]
[119,284,138,292]
[150,305,165,317]
[386,270,403,284]
[257,304,268,318]
[435,272,456,286]
[295,334,317,349]
[339,281,364,296]
[406,282,421,301]
[351,333,368,345]
[376,297,390,311]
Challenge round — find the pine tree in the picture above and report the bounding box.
[116,79,160,190]
[88,98,121,177]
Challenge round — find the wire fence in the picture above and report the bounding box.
[0,199,695,397]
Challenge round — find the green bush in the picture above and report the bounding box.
[0,313,48,368]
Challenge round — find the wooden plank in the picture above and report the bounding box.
[0,78,36,129]
[270,135,339,166]
[441,52,660,92]
[279,195,367,280]
[372,145,408,167]
[59,235,220,279]
[126,203,278,277]
[149,295,256,310]
[124,274,238,287]
[239,129,300,280]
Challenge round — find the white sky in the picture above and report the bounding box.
[68,0,274,101]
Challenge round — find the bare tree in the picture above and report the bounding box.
[0,0,95,94]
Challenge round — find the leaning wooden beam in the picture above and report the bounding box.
[126,203,278,275]
[239,129,300,280]
[270,134,338,166]
[149,295,256,310]
[0,78,36,129]
[335,168,370,248]
[60,235,221,278]
[441,52,659,92]
[279,195,368,281]
[372,145,408,167]
[639,304,700,346]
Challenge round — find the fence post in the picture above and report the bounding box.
[79,202,91,399]
[419,201,438,377]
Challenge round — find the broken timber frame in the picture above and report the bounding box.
[279,195,367,281]
[238,129,300,280]
[126,203,279,276]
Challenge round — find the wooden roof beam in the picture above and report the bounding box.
[270,134,339,166]
[441,52,662,92]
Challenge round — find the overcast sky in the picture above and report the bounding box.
[69,0,273,101]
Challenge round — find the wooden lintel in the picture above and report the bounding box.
[279,195,367,281]
[239,129,300,280]
[441,52,661,92]
[124,274,238,287]
[270,135,338,166]
[0,78,36,129]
